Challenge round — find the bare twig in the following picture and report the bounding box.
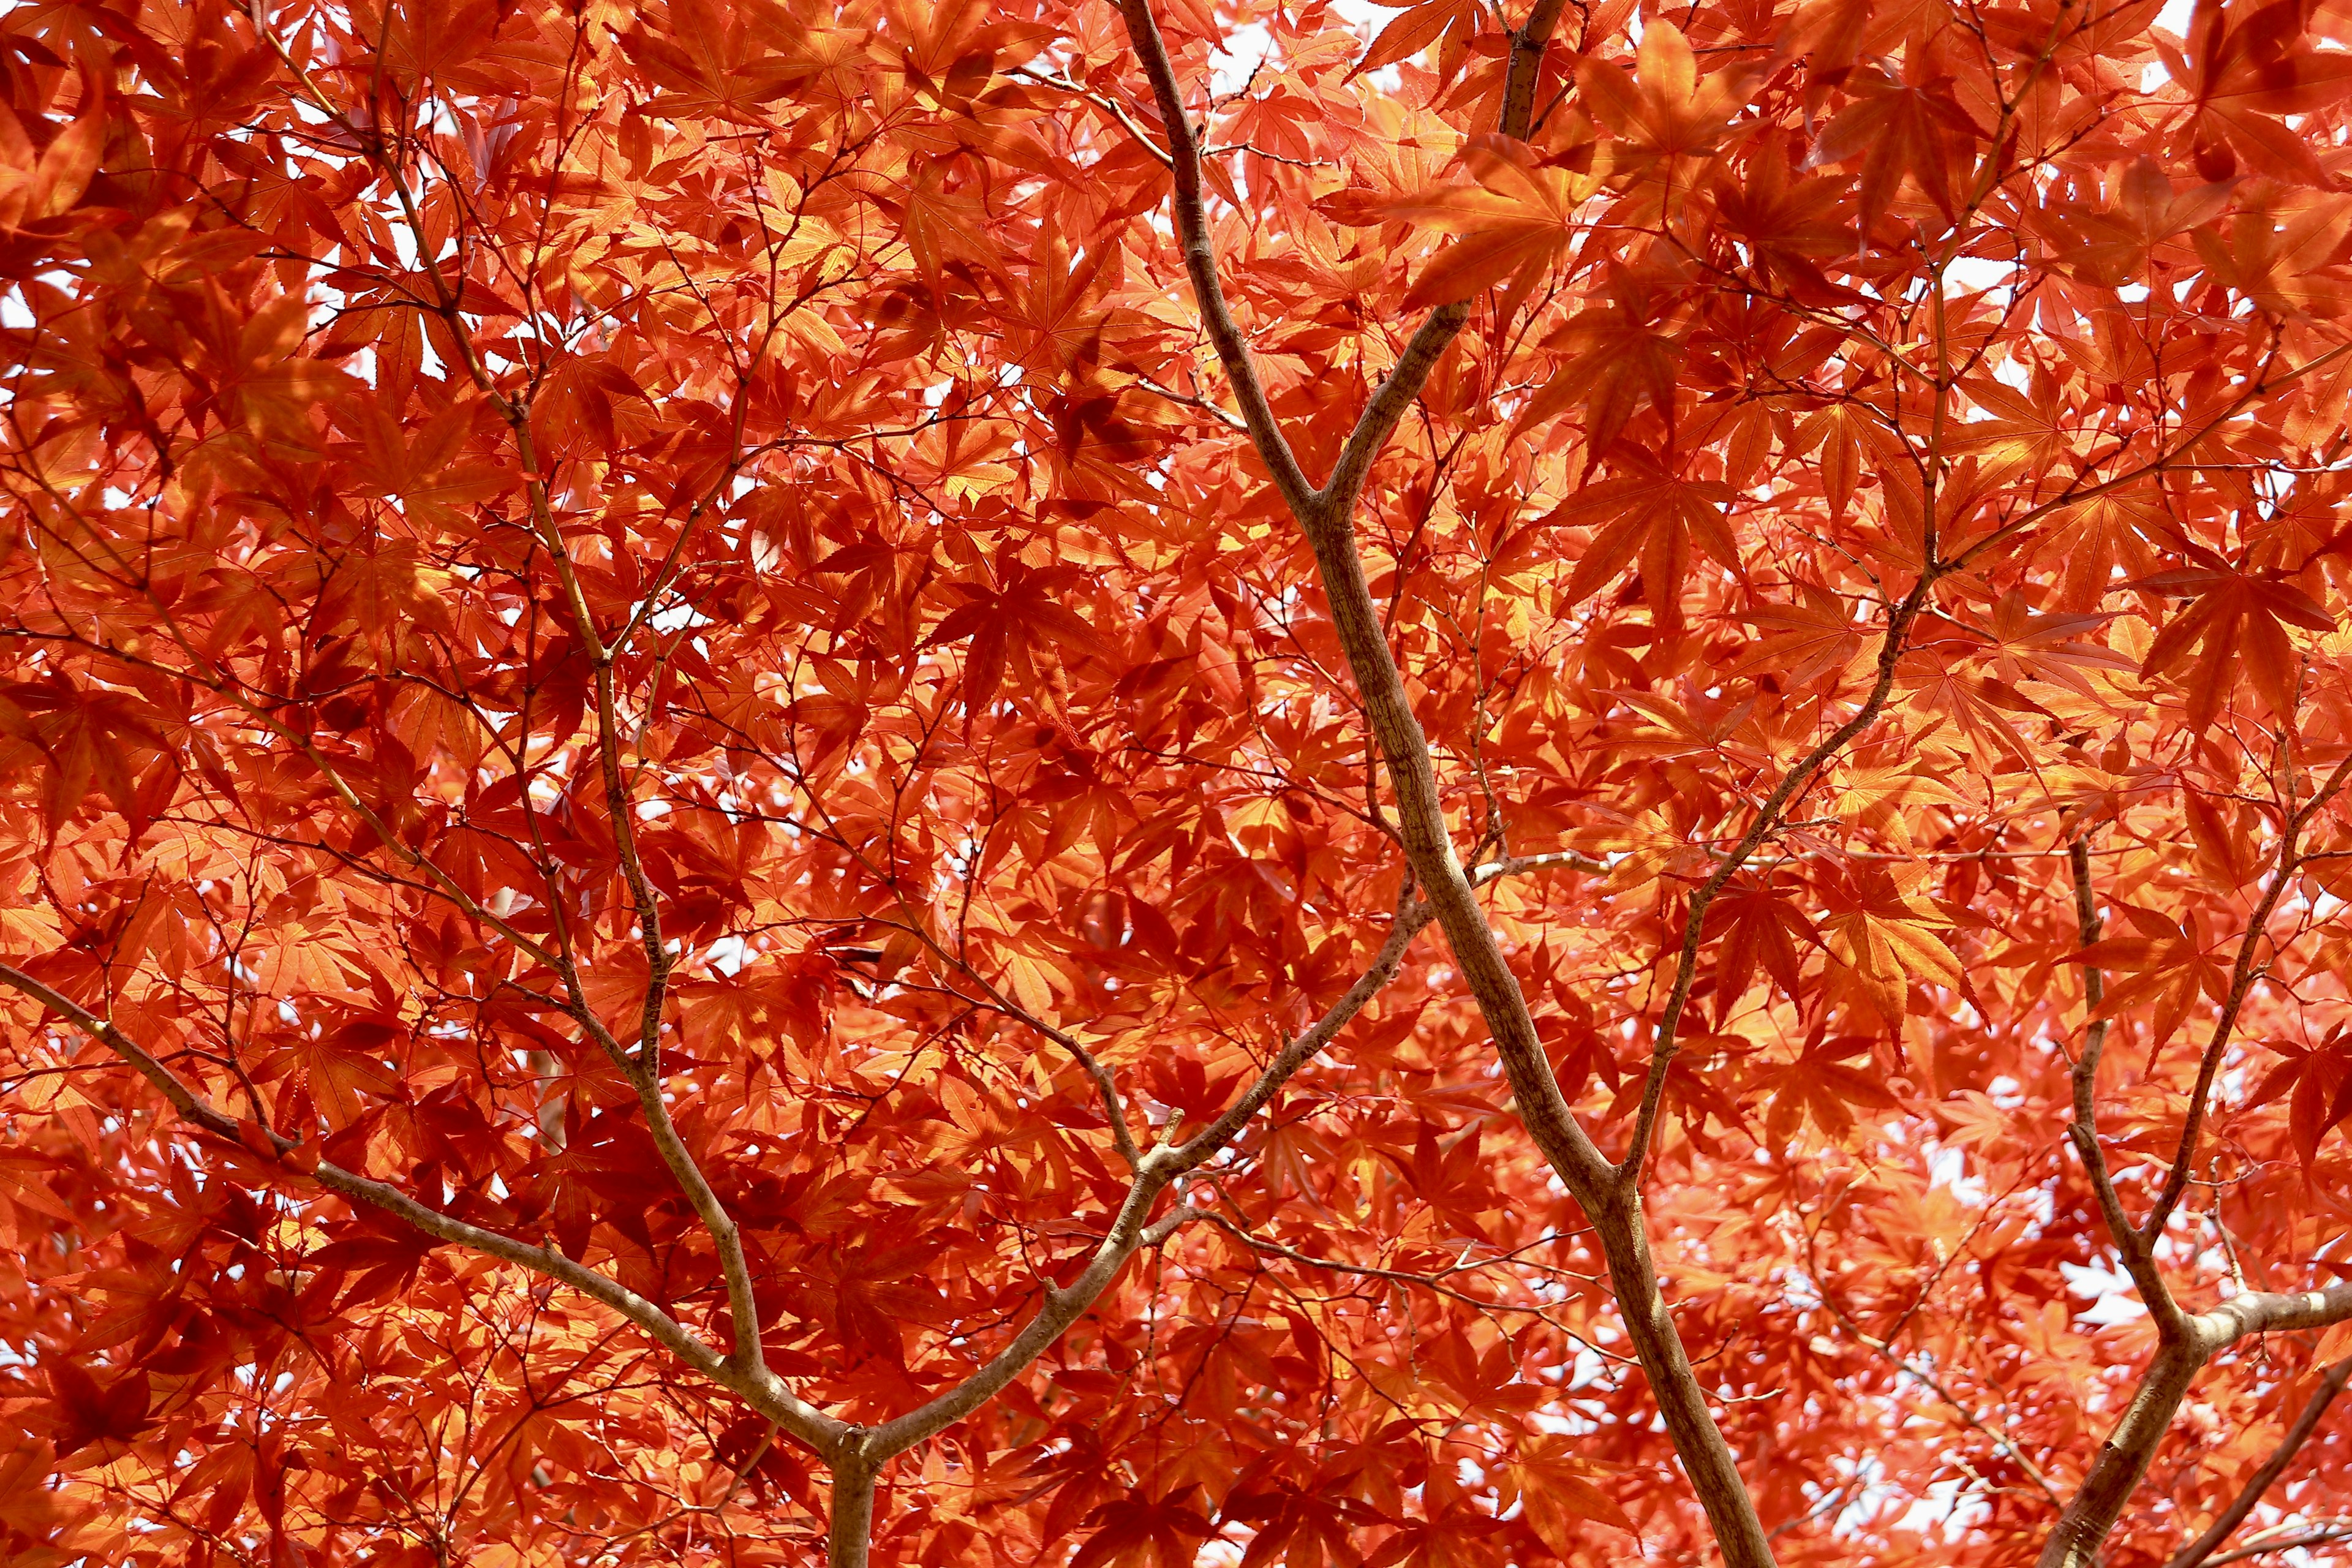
[2204,1525,2352,1567]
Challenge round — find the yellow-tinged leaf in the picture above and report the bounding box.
[1510,1438,1635,1553]
[1349,0,1480,80]
[1392,135,1596,307]
[31,88,105,219]
[0,905,61,951]
[1577,19,1759,157]
[1003,952,1055,1016]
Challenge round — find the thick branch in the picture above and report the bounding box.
[2041,1341,2213,1568]
[1112,4,1777,1561]
[1315,1,1561,513]
[1117,0,1559,524]
[2040,1292,2352,1568]
[594,665,677,1069]
[827,1457,879,1568]
[2195,1286,2352,1346]
[616,1056,769,1376]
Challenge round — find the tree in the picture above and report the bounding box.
[5,0,2352,1563]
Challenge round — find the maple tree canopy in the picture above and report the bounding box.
[9,0,2352,1564]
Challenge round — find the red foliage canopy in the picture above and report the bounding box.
[5,1,2352,1567]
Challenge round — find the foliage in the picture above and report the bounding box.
[4,0,2352,1566]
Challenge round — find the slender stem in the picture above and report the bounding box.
[1011,66,1175,167]
[2205,1525,2352,1566]
[1946,345,2351,573]
[2147,753,2352,1240]
[1619,575,1934,1183]
[1160,883,1433,1171]
[2067,836,2186,1336]
[252,0,777,1382]
[859,869,1461,1456]
[2040,750,2352,1568]
[1113,0,1317,514]
[1815,1287,2062,1504]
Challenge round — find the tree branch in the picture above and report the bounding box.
[2067,834,2187,1337]
[860,1165,1180,1457]
[241,2,785,1394]
[1813,1285,2063,1506]
[1158,881,1433,1174]
[2165,1359,2352,1568]
[855,879,1442,1458]
[2195,1286,2352,1346]
[824,846,1608,1463]
[1112,2,1779,1560]
[10,837,1544,1528]
[1618,576,1935,1185]
[2146,753,2352,1240]
[1112,0,1318,515]
[1944,344,2352,575]
[1199,1210,1630,1359]
[2041,751,2352,1568]
[1011,65,1175,167]
[0,960,846,1456]
[827,1455,879,1568]
[2206,1525,2352,1566]
[2040,1292,2352,1568]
